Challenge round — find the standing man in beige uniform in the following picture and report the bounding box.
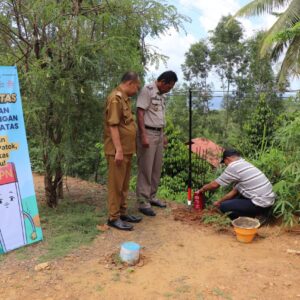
[136,71,178,216]
[104,72,142,231]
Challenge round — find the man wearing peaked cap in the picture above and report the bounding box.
[198,149,275,222]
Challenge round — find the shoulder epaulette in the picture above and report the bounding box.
[111,91,122,102]
[116,91,122,98]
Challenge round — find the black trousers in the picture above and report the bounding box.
[220,196,271,220]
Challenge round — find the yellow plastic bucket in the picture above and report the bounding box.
[232,217,260,243]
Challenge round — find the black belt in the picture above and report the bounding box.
[145,125,162,131]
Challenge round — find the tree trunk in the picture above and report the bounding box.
[43,98,64,207]
[57,180,64,199]
[94,152,100,182]
[44,172,58,208]
[56,165,64,199]
[44,160,63,207]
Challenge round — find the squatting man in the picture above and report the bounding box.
[198,149,275,221]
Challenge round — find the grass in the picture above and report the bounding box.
[196,292,205,300]
[95,284,104,292]
[163,292,175,298]
[175,285,191,293]
[38,199,105,261]
[15,247,31,260]
[201,213,231,229]
[111,272,121,282]
[1,199,104,262]
[212,288,232,300]
[111,252,123,266]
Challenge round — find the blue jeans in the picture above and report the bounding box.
[220,196,271,220]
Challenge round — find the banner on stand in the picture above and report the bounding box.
[0,66,43,254]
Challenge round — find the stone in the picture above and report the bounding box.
[34,262,51,271]
[97,224,110,232]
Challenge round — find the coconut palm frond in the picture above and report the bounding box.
[260,0,300,56]
[233,0,299,83]
[257,35,286,63]
[260,23,287,57]
[266,0,299,33]
[271,40,287,61]
[234,0,290,18]
[274,21,300,42]
[278,35,300,83]
[271,12,283,17]
[281,0,300,25]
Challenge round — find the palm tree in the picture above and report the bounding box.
[233,0,300,84]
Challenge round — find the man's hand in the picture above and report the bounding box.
[109,125,123,164]
[137,108,149,148]
[198,185,208,194]
[213,200,222,207]
[163,134,168,149]
[198,181,220,194]
[198,187,205,194]
[141,134,149,148]
[115,149,123,165]
[213,188,239,208]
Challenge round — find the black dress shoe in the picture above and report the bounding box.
[150,199,167,208]
[139,207,156,216]
[120,215,143,223]
[107,218,133,231]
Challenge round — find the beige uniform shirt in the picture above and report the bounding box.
[136,82,166,128]
[104,87,136,155]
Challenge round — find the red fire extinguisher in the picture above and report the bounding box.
[193,190,205,210]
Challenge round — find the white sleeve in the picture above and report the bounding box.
[136,87,151,110]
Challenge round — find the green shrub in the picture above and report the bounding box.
[250,115,300,226]
[159,121,214,201]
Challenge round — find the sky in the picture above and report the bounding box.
[146,0,299,90]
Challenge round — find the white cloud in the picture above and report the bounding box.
[146,28,196,80]
[179,0,276,35]
[238,14,277,38]
[145,0,285,83]
[185,0,240,32]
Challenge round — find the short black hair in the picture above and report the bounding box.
[221,149,240,163]
[157,71,178,84]
[121,71,139,83]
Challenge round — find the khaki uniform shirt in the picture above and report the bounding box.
[104,87,136,155]
[136,82,166,128]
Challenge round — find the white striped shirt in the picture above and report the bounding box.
[215,158,275,207]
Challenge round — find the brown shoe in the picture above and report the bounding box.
[149,198,166,208]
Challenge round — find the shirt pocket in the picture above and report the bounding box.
[122,102,133,125]
[151,99,162,111]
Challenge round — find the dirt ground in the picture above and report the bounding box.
[0,174,300,300]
